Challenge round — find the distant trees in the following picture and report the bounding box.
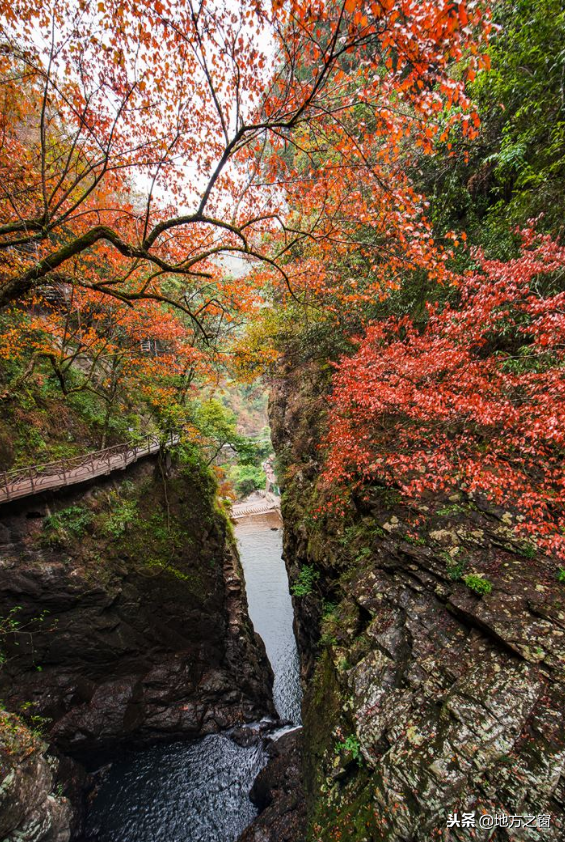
[229,464,267,499]
[416,0,565,255]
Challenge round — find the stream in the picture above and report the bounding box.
[84,510,301,842]
[236,512,301,725]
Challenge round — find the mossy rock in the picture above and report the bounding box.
[0,428,14,472]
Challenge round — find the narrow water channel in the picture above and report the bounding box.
[84,512,301,842]
[235,511,301,724]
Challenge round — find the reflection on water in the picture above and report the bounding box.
[235,512,302,725]
[84,512,302,842]
[84,735,265,842]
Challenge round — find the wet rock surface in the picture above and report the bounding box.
[237,729,307,842]
[270,364,565,841]
[0,710,72,842]
[0,459,274,757]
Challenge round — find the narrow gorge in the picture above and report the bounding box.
[1,0,564,839]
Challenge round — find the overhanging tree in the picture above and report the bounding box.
[0,0,488,335]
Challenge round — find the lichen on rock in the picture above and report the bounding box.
[0,710,72,842]
[270,362,565,842]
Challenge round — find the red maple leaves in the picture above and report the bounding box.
[323,230,565,558]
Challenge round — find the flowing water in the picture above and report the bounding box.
[83,734,266,842]
[235,512,301,724]
[84,510,301,842]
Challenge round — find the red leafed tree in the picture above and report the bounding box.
[258,0,490,311]
[0,283,214,444]
[0,0,489,328]
[323,230,565,559]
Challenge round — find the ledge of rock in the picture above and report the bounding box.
[0,710,72,842]
[238,729,306,842]
[270,362,565,841]
[0,459,274,759]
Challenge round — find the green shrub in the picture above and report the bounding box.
[322,600,338,619]
[41,505,93,547]
[447,559,468,581]
[517,542,536,559]
[335,734,362,762]
[437,503,471,517]
[66,388,107,430]
[557,568,565,584]
[463,574,493,596]
[291,565,320,597]
[0,607,23,666]
[100,498,138,538]
[339,522,385,550]
[14,426,48,466]
[229,464,266,498]
[319,630,338,647]
[18,701,51,737]
[442,550,468,581]
[0,607,52,667]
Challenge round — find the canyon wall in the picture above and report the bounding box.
[0,710,72,842]
[270,362,565,842]
[0,451,274,839]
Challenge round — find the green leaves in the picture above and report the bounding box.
[462,573,493,596]
[41,505,93,548]
[291,565,320,597]
[334,734,362,762]
[191,399,261,466]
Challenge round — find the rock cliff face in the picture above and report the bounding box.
[270,363,565,842]
[0,710,72,842]
[238,730,307,842]
[0,451,274,837]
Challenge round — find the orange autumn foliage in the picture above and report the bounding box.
[0,0,489,323]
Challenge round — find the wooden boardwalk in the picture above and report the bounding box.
[0,434,175,505]
[0,434,281,519]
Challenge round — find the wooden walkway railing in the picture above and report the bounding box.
[0,433,176,505]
